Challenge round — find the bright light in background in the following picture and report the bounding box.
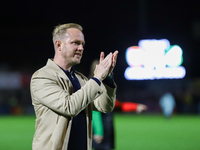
[165,45,183,67]
[125,46,145,67]
[124,39,186,80]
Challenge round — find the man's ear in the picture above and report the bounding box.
[55,41,62,51]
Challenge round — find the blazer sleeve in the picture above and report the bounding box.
[31,70,104,117]
[92,82,117,113]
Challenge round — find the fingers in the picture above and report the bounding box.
[99,52,112,70]
[104,53,112,67]
[100,51,118,66]
[97,50,118,78]
[99,52,104,63]
[113,50,119,60]
[112,50,119,67]
[94,52,113,81]
[113,50,119,57]
[100,51,113,67]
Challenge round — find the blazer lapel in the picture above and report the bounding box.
[46,59,73,93]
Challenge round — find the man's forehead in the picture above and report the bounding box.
[66,28,84,37]
[65,28,85,44]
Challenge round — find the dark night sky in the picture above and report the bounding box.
[0,0,200,84]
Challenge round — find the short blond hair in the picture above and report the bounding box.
[52,23,83,45]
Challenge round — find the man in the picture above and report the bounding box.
[30,23,118,150]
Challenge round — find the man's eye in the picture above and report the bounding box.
[73,42,79,45]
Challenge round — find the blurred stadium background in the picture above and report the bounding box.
[0,0,200,149]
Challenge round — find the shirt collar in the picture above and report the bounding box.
[60,66,75,75]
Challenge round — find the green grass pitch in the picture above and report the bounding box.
[114,114,200,150]
[0,114,200,150]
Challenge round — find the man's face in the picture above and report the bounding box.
[60,28,85,66]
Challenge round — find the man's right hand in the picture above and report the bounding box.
[93,52,113,82]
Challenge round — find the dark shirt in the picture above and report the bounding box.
[61,67,114,150]
[61,67,87,150]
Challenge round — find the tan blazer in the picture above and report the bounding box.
[30,59,117,150]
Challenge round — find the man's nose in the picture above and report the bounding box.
[78,44,84,51]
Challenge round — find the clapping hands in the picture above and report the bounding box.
[94,50,118,82]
